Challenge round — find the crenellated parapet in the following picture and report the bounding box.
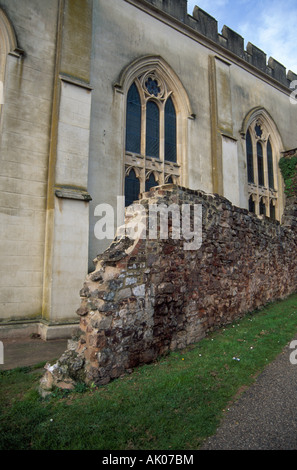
[142,0,296,89]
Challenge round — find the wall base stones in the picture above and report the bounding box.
[40,185,297,394]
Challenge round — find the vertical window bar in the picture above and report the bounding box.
[126,83,141,154]
[165,97,177,163]
[146,101,160,158]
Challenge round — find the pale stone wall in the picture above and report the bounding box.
[0,0,93,337]
[41,0,93,336]
[0,0,59,321]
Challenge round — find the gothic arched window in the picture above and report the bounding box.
[248,195,255,214]
[246,130,254,184]
[126,83,141,154]
[257,142,264,186]
[145,172,158,192]
[267,139,274,190]
[146,101,160,158]
[259,197,266,215]
[165,96,177,163]
[122,59,192,207]
[245,117,280,220]
[124,169,140,207]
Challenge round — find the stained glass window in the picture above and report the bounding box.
[267,139,274,189]
[248,195,255,213]
[145,77,160,97]
[165,97,177,163]
[257,142,264,186]
[125,169,140,207]
[145,172,158,192]
[124,72,183,205]
[259,197,266,215]
[146,101,159,158]
[246,130,254,183]
[255,124,263,138]
[246,118,279,221]
[126,83,141,153]
[270,200,275,220]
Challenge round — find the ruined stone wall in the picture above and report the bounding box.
[40,185,297,392]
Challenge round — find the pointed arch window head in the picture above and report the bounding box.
[145,172,158,192]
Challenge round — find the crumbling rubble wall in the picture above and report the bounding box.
[40,185,297,393]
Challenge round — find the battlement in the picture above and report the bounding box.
[143,0,297,89]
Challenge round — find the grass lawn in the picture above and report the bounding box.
[1,293,297,450]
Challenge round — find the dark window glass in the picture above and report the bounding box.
[257,142,264,186]
[165,97,177,162]
[255,124,263,138]
[246,130,254,183]
[126,83,141,154]
[167,176,173,184]
[270,201,275,220]
[145,77,160,97]
[259,197,266,215]
[146,101,159,158]
[248,195,255,213]
[125,169,140,207]
[145,172,158,192]
[267,139,274,189]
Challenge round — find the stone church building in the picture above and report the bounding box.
[0,0,296,340]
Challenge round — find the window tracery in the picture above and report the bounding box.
[245,117,279,220]
[124,69,180,206]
